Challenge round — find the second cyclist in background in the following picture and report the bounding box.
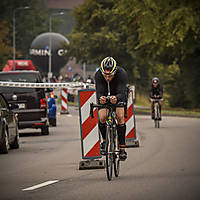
[149,77,163,120]
[95,57,128,161]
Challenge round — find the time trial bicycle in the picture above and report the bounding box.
[150,98,163,128]
[90,98,127,181]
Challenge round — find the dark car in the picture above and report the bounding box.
[0,93,19,154]
[0,71,49,135]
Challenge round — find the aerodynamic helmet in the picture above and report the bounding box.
[100,57,117,76]
[152,77,159,84]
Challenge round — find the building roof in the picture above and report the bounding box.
[44,0,84,9]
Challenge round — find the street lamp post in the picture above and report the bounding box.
[48,12,64,82]
[13,6,29,70]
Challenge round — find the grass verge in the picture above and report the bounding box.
[135,107,200,118]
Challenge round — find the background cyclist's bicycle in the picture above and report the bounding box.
[150,98,163,128]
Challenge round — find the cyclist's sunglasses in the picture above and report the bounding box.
[103,74,114,78]
[103,72,115,78]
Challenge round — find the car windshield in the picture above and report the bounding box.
[0,72,39,93]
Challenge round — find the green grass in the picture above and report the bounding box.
[134,93,200,117]
[135,107,200,117]
[68,101,78,107]
[62,93,200,117]
[134,92,150,107]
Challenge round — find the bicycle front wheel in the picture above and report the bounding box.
[114,129,120,177]
[154,104,160,128]
[105,125,114,181]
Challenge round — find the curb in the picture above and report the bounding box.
[135,110,200,119]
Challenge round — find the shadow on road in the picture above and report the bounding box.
[19,131,41,137]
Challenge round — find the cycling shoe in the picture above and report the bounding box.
[119,149,127,161]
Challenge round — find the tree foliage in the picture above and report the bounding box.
[0,20,13,67]
[66,0,200,108]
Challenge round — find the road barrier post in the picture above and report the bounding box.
[125,88,140,148]
[78,89,105,170]
[60,88,69,114]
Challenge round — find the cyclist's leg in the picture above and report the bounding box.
[158,100,162,120]
[98,108,108,152]
[116,107,127,160]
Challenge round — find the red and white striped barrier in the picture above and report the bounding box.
[125,89,139,147]
[78,89,101,159]
[79,88,139,161]
[60,88,69,114]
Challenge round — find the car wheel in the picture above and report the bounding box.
[10,127,19,149]
[0,127,9,154]
[41,125,49,135]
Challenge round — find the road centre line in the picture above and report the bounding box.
[22,180,59,191]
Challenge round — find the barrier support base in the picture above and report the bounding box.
[60,110,69,114]
[125,138,140,148]
[79,159,105,170]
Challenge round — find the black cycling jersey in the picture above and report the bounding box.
[149,83,163,98]
[95,66,128,103]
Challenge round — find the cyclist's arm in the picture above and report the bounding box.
[115,69,128,102]
[149,86,154,98]
[159,85,163,98]
[95,71,107,103]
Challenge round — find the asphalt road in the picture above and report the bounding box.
[0,106,200,200]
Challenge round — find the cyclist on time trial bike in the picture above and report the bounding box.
[149,77,163,120]
[95,57,128,161]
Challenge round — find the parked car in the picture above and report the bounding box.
[46,91,57,127]
[0,71,50,135]
[3,60,36,71]
[0,93,19,154]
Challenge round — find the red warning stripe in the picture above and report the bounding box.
[126,127,135,139]
[80,90,95,107]
[125,104,133,123]
[85,141,100,157]
[62,88,67,93]
[61,95,67,104]
[82,109,98,140]
[62,105,67,110]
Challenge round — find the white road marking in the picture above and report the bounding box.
[22,180,59,191]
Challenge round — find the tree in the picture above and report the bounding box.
[133,0,200,107]
[67,0,200,108]
[65,0,138,82]
[0,20,13,68]
[0,0,59,63]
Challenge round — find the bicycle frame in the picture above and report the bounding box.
[90,101,126,180]
[154,101,160,119]
[150,98,163,128]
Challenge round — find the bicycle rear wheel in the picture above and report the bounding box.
[113,129,120,177]
[154,119,159,128]
[105,125,114,181]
